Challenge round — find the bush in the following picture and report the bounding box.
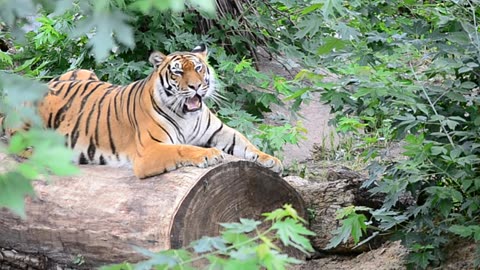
[314,1,480,268]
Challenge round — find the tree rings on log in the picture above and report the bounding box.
[170,160,306,248]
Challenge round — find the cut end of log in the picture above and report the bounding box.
[170,161,306,248]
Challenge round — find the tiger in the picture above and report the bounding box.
[32,44,282,179]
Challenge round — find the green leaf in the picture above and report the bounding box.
[0,172,35,218]
[333,22,361,41]
[260,249,302,270]
[8,133,29,154]
[301,3,323,15]
[188,0,216,15]
[131,247,179,269]
[72,10,134,62]
[431,146,447,155]
[449,225,474,238]
[17,129,79,177]
[223,258,258,270]
[191,236,227,253]
[220,218,261,233]
[263,204,306,223]
[0,51,13,66]
[321,0,346,20]
[345,214,367,243]
[295,16,322,39]
[99,262,134,270]
[326,210,368,249]
[408,250,435,269]
[222,232,250,245]
[0,0,37,25]
[272,218,315,254]
[317,37,347,55]
[128,0,153,14]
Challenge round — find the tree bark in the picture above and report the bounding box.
[0,155,306,269]
[285,167,384,254]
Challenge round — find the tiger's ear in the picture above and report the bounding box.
[191,44,208,60]
[149,51,166,68]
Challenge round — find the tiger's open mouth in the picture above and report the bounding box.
[184,94,202,112]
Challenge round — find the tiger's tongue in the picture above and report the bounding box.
[186,95,202,111]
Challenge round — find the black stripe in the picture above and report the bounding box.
[71,70,79,80]
[49,81,68,96]
[47,113,53,128]
[200,112,212,138]
[206,123,223,147]
[227,134,236,155]
[206,112,211,130]
[99,155,106,165]
[69,83,103,149]
[150,94,185,142]
[191,117,202,141]
[70,124,81,149]
[79,152,88,164]
[113,87,123,121]
[64,134,69,147]
[131,80,147,147]
[125,81,142,126]
[106,99,116,155]
[89,72,98,80]
[49,80,63,88]
[62,81,80,99]
[84,104,96,136]
[79,83,103,110]
[80,84,105,137]
[87,137,96,161]
[53,81,94,129]
[70,110,85,149]
[161,73,174,96]
[94,87,114,146]
[146,113,174,143]
[79,80,101,97]
[148,130,163,143]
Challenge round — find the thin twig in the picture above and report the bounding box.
[409,63,455,147]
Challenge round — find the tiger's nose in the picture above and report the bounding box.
[188,83,201,91]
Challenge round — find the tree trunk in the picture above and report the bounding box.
[0,155,306,269]
[285,167,385,254]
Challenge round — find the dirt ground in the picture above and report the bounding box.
[293,241,408,270]
[256,49,339,167]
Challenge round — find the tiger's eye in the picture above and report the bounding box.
[172,70,183,76]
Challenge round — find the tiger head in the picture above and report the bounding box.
[149,45,215,115]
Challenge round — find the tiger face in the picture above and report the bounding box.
[149,45,215,115]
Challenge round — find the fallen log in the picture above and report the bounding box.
[285,165,384,254]
[0,154,306,269]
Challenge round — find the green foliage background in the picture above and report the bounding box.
[1,0,480,269]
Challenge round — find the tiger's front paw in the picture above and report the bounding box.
[256,153,283,174]
[191,147,225,168]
